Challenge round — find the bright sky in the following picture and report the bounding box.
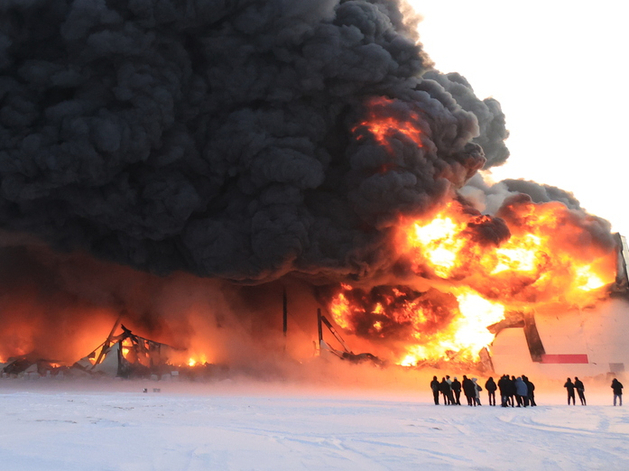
[411,0,629,235]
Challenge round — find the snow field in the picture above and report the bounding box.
[0,380,628,471]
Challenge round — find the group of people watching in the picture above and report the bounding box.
[434,375,625,406]
[563,377,587,405]
[496,375,536,407]
[432,373,628,407]
[429,375,481,406]
[430,374,536,407]
[563,376,624,406]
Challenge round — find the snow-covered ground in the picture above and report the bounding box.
[1,377,628,471]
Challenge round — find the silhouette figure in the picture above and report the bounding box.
[440,377,452,405]
[430,376,440,405]
[498,374,511,407]
[564,378,575,405]
[451,377,462,405]
[612,378,624,406]
[574,377,586,405]
[485,377,497,406]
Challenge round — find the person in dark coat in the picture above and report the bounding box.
[574,377,586,405]
[564,378,576,405]
[523,375,536,406]
[462,375,476,406]
[508,376,517,407]
[445,375,455,405]
[498,374,510,407]
[440,377,452,405]
[430,376,440,405]
[451,377,462,405]
[485,377,497,406]
[612,378,624,406]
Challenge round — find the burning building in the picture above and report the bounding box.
[0,0,626,380]
[318,201,628,377]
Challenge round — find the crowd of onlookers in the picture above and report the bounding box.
[430,374,536,407]
[563,377,587,405]
[431,374,625,406]
[563,376,624,406]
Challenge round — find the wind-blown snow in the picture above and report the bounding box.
[1,379,628,470]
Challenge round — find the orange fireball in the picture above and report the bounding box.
[325,188,617,366]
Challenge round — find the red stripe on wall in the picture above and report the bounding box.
[541,354,589,364]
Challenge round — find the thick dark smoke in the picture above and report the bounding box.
[422,71,509,169]
[0,0,510,283]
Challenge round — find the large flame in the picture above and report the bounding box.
[323,98,619,368]
[397,199,616,305]
[326,198,616,366]
[0,94,620,376]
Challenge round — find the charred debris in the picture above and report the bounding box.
[316,308,383,366]
[0,317,227,381]
[0,292,386,380]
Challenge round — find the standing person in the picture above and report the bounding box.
[451,377,462,405]
[574,377,586,405]
[485,377,497,406]
[498,374,510,407]
[430,376,440,405]
[472,378,482,405]
[612,378,624,406]
[508,376,517,407]
[440,377,452,405]
[523,375,536,406]
[515,377,528,407]
[564,377,576,405]
[462,375,476,406]
[445,375,455,405]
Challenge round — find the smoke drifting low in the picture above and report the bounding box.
[0,240,318,367]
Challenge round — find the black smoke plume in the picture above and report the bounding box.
[0,0,510,284]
